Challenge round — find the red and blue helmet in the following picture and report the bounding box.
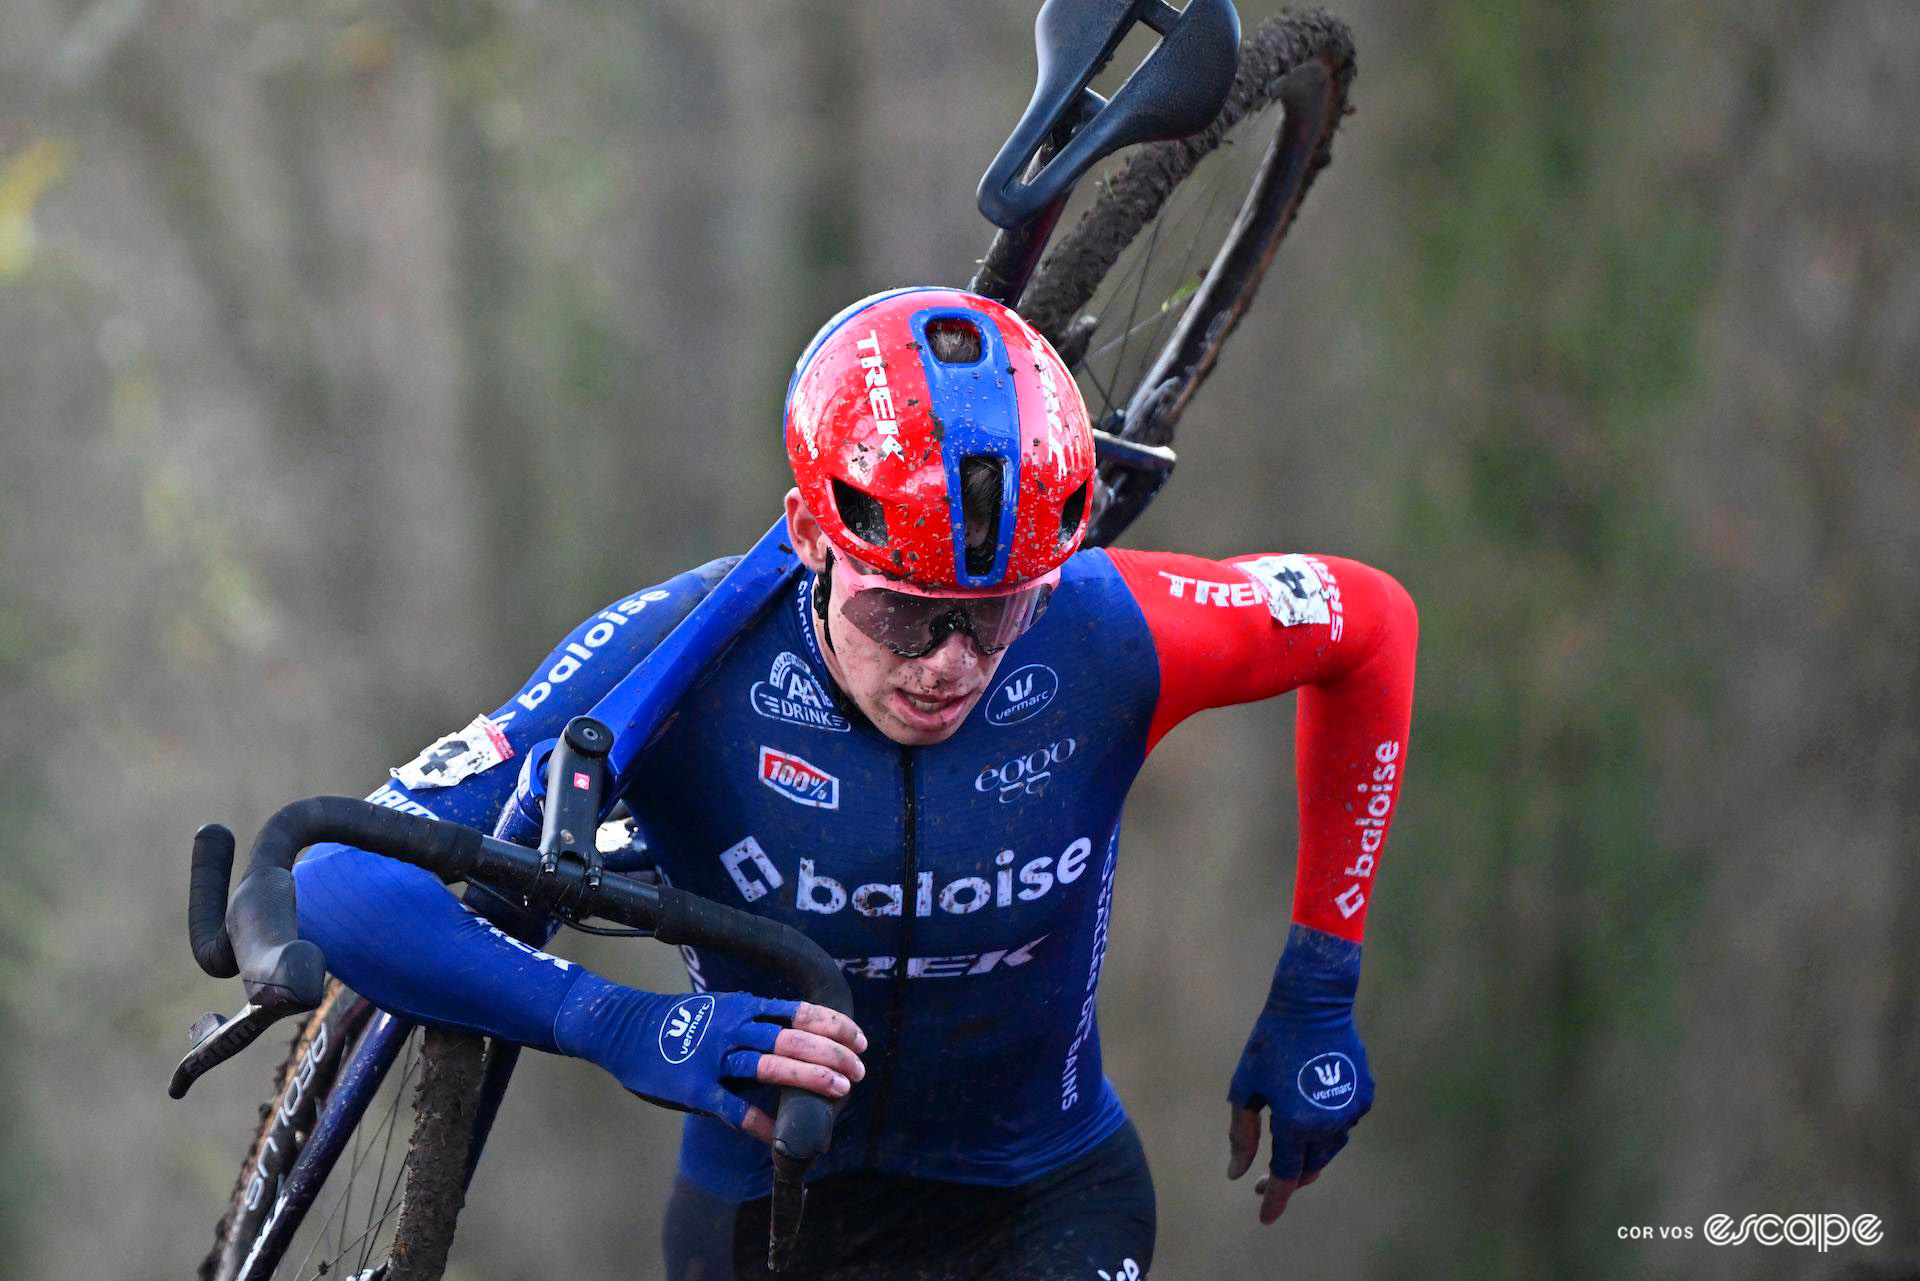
[783,287,1097,592]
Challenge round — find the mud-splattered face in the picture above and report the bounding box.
[785,490,1009,746]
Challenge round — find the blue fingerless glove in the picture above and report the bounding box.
[1228,924,1375,1182]
[553,972,800,1130]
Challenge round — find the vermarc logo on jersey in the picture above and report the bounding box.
[751,651,851,732]
[986,663,1059,726]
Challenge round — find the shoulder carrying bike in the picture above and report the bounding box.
[175,4,1355,1277]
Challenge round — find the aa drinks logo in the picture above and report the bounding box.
[986,663,1058,726]
[751,652,851,732]
[658,995,714,1064]
[1297,1052,1358,1109]
[758,746,840,809]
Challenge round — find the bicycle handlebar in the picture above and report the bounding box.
[176,719,854,1269]
[179,795,853,1107]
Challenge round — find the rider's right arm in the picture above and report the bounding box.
[287,563,749,1077]
[289,556,865,1128]
[344,558,739,835]
[294,845,831,1130]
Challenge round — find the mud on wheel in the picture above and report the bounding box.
[201,982,371,1281]
[1015,9,1358,547]
[201,982,489,1281]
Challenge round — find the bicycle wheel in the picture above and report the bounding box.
[1015,9,1357,547]
[200,982,488,1281]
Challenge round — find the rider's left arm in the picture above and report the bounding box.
[1106,548,1418,1223]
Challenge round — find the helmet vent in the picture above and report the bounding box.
[1059,480,1090,547]
[959,456,1006,576]
[925,317,983,364]
[832,478,889,547]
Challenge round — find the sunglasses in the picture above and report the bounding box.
[830,555,1058,658]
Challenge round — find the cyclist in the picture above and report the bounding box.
[294,286,1417,1279]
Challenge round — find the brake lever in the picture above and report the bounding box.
[168,999,310,1099]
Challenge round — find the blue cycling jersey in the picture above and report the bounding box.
[631,556,1158,1195]
[294,541,1417,1201]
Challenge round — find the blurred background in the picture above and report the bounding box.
[3,0,1916,1277]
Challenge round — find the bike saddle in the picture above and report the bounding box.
[977,0,1242,227]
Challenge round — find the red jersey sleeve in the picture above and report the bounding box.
[1106,548,1418,942]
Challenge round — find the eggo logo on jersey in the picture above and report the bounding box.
[975,738,1076,802]
[986,663,1059,726]
[658,994,714,1064]
[751,652,851,732]
[759,747,840,809]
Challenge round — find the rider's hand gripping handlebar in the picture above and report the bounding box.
[174,717,852,1270]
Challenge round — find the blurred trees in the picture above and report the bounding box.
[1,1,1914,1278]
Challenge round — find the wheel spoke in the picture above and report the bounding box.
[286,1033,421,1279]
[1107,193,1166,417]
[1076,112,1261,416]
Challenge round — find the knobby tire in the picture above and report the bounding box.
[200,982,486,1281]
[1019,9,1355,346]
[1016,9,1356,546]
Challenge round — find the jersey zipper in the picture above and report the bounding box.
[865,745,917,1166]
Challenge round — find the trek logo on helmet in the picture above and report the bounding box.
[854,331,906,462]
[784,287,1097,594]
[1037,359,1071,477]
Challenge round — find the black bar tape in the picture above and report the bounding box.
[648,889,844,1005]
[249,796,485,882]
[188,823,239,978]
[224,797,489,1015]
[770,1092,836,1165]
[649,885,853,1165]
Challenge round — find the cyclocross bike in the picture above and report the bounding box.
[172,3,1358,1276]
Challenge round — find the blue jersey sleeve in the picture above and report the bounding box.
[292,560,732,1044]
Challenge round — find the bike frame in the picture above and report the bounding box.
[234,1009,413,1280]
